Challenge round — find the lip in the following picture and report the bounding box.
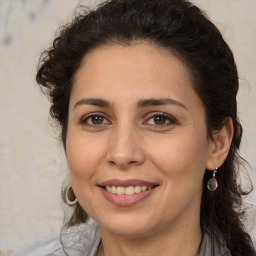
[98,179,158,207]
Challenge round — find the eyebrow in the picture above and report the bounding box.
[137,98,187,110]
[73,97,187,110]
[73,98,112,110]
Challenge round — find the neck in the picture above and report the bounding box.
[99,218,202,256]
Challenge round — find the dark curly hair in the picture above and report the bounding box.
[36,0,255,255]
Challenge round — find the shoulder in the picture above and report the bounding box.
[10,234,62,256]
[199,229,232,256]
[11,220,101,256]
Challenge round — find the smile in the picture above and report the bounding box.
[98,179,158,206]
[104,185,154,195]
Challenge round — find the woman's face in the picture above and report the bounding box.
[66,43,214,238]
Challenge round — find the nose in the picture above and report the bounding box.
[106,124,145,169]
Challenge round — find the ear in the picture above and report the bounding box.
[206,117,234,170]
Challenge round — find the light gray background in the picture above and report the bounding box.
[0,0,255,255]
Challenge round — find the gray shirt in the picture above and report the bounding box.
[11,220,231,256]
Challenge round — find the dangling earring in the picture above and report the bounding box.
[65,186,78,206]
[207,167,218,191]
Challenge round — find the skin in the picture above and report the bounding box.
[66,43,233,256]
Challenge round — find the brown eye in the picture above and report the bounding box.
[146,113,176,127]
[83,114,110,126]
[91,116,104,124]
[153,116,167,125]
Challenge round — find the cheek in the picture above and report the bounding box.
[148,133,209,216]
[66,129,104,180]
[65,132,104,209]
[148,129,209,186]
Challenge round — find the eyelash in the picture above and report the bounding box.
[80,112,110,127]
[144,112,177,127]
[80,112,177,128]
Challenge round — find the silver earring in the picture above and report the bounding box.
[65,186,78,206]
[207,167,218,191]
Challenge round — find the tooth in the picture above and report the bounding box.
[141,186,147,192]
[111,186,117,194]
[106,185,154,194]
[134,186,142,193]
[116,186,125,195]
[125,186,135,195]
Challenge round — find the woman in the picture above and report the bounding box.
[12,0,255,255]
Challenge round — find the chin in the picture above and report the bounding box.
[98,214,158,238]
[104,225,153,238]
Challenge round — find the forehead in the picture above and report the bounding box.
[73,43,191,90]
[78,43,190,74]
[71,43,202,112]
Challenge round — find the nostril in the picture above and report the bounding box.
[128,160,137,165]
[108,160,115,166]
[107,159,142,169]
